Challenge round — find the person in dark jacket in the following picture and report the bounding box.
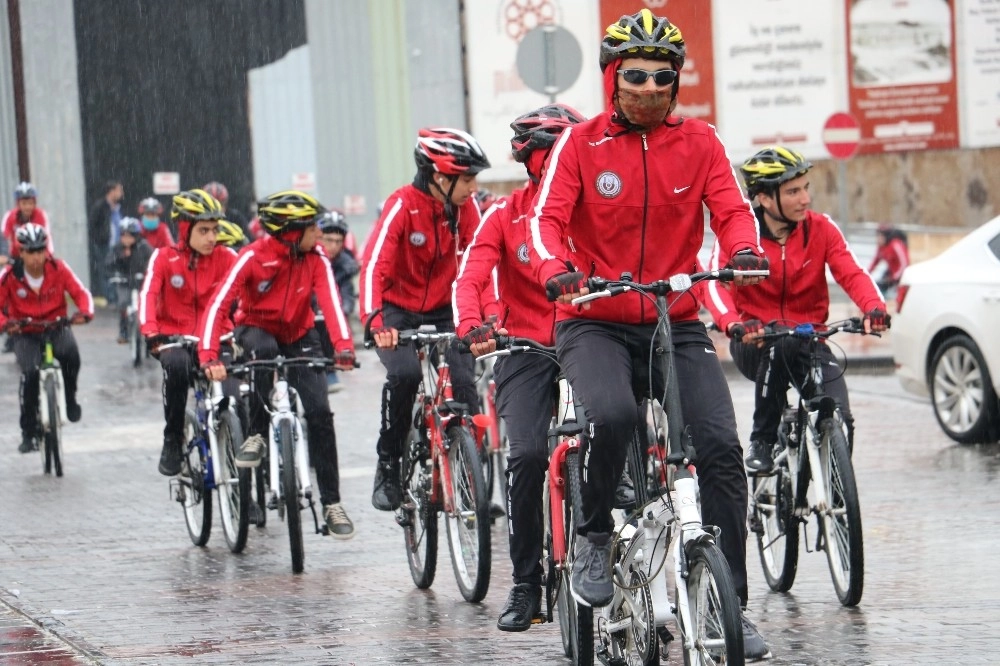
[106,217,153,343]
[87,180,124,304]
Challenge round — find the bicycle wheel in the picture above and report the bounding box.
[815,417,864,606]
[217,410,250,553]
[557,450,594,665]
[129,315,143,368]
[678,541,744,666]
[280,419,304,573]
[402,422,438,589]
[751,465,799,592]
[444,423,491,602]
[43,375,63,477]
[254,465,268,528]
[181,409,212,546]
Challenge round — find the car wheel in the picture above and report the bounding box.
[930,334,1000,444]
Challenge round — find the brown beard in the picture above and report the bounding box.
[616,89,673,131]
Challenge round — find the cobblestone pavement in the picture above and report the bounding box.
[2,311,999,664]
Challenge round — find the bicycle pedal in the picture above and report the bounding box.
[395,511,414,528]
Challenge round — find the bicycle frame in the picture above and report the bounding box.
[37,338,65,430]
[415,331,464,514]
[266,375,312,506]
[546,375,580,568]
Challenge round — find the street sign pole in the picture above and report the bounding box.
[822,112,862,231]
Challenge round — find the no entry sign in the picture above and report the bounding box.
[822,112,861,160]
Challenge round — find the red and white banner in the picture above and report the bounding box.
[846,0,960,154]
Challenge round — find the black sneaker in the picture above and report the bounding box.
[570,532,614,607]
[66,401,82,423]
[613,468,636,510]
[19,433,36,454]
[371,460,401,511]
[158,436,183,476]
[496,583,543,632]
[741,611,772,661]
[745,440,774,474]
[324,503,355,540]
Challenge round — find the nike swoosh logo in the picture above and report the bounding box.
[297,287,304,293]
[262,261,279,267]
[704,347,717,355]
[802,259,812,267]
[302,347,312,352]
[674,186,691,194]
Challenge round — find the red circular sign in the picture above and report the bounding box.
[822,112,861,160]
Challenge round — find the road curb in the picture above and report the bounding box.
[0,589,108,664]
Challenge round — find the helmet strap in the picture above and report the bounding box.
[761,190,799,234]
[430,175,460,235]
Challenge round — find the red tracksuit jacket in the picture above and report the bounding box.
[139,236,237,338]
[0,257,93,331]
[707,210,885,329]
[2,208,54,258]
[198,235,354,363]
[529,112,760,325]
[455,183,556,345]
[360,184,480,325]
[867,237,909,283]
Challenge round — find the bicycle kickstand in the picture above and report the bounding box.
[307,495,326,536]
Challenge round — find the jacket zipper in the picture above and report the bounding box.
[638,133,650,321]
[779,244,786,321]
[419,217,441,312]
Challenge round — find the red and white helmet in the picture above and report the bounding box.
[414,128,490,176]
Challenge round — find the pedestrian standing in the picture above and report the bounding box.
[87,180,125,306]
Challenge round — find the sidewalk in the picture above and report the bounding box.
[709,300,895,373]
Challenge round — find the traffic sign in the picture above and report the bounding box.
[822,112,861,160]
[515,24,582,99]
[291,172,316,192]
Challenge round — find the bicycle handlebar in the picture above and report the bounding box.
[227,355,344,375]
[761,317,878,341]
[472,336,557,363]
[572,269,769,306]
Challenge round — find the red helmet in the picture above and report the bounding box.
[510,104,586,163]
[201,181,229,205]
[414,128,490,176]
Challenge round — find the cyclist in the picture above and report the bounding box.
[202,181,249,233]
[867,223,910,297]
[2,182,54,259]
[199,190,358,539]
[455,103,585,631]
[137,197,174,249]
[361,127,490,512]
[315,209,359,393]
[215,219,248,250]
[0,223,92,452]
[139,189,237,477]
[106,217,153,344]
[527,9,771,658]
[474,189,497,215]
[713,146,889,475]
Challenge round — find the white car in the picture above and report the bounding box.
[892,215,1000,443]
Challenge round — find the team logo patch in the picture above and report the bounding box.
[16,288,27,298]
[517,243,530,264]
[257,279,272,293]
[409,232,426,247]
[596,171,622,198]
[170,274,184,288]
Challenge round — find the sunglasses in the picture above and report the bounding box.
[617,68,678,87]
[22,247,46,254]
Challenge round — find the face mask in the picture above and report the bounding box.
[617,89,672,130]
[141,216,160,230]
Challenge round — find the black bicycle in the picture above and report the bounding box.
[748,319,869,607]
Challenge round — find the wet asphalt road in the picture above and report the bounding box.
[2,310,1000,664]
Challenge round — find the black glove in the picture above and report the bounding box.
[865,308,891,329]
[461,323,494,347]
[333,349,357,369]
[726,248,770,272]
[146,334,167,357]
[729,318,764,341]
[545,271,586,302]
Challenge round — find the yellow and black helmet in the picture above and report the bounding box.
[215,219,247,248]
[740,146,813,197]
[601,8,685,71]
[256,190,326,236]
[171,188,225,222]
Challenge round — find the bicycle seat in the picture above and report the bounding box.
[550,422,583,437]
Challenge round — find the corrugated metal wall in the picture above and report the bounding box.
[305,0,467,244]
[0,11,19,206]
[248,45,318,199]
[20,0,88,279]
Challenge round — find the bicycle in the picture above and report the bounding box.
[158,335,250,553]
[364,313,492,602]
[228,354,344,573]
[8,318,78,477]
[474,336,594,664]
[748,318,869,607]
[571,269,765,666]
[109,272,146,367]
[475,355,508,516]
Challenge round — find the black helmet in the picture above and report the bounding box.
[740,146,813,197]
[600,8,686,71]
[318,209,349,236]
[414,128,491,175]
[14,182,37,200]
[15,222,47,251]
[510,104,587,163]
